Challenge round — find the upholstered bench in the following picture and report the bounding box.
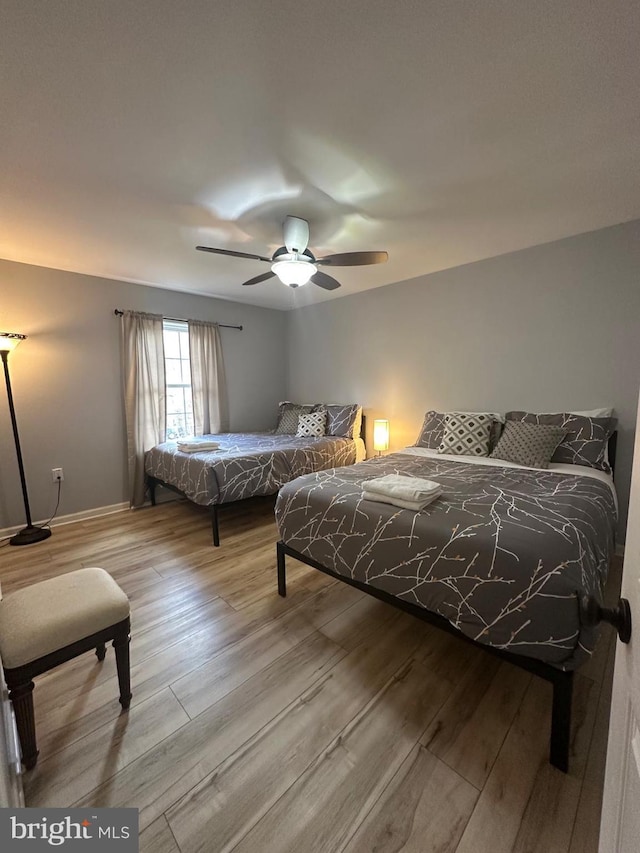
[0,567,131,769]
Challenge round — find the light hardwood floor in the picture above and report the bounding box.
[0,498,619,852]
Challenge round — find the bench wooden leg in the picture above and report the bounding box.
[95,643,107,661]
[8,680,38,770]
[113,626,132,710]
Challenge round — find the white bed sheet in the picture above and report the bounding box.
[398,446,618,508]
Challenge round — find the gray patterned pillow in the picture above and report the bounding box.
[506,412,616,473]
[326,404,360,438]
[296,411,326,437]
[416,410,503,451]
[414,411,444,449]
[275,401,315,435]
[437,412,493,456]
[491,421,567,469]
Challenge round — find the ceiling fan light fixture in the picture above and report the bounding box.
[271,259,317,287]
[197,216,386,292]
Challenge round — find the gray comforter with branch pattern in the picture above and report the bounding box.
[145,432,358,506]
[275,453,617,669]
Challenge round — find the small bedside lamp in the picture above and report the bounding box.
[373,419,389,456]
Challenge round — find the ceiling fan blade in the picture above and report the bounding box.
[242,271,276,286]
[316,251,388,267]
[283,216,310,254]
[311,271,341,291]
[196,246,272,262]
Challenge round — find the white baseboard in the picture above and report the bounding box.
[0,502,130,538]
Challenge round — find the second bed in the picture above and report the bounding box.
[145,427,366,545]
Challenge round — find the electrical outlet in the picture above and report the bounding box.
[52,468,64,482]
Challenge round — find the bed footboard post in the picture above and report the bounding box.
[211,504,220,547]
[277,541,287,597]
[550,670,573,773]
[147,476,158,506]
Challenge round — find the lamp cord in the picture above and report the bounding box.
[0,479,62,547]
[39,478,62,530]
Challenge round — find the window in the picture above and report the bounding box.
[163,320,194,439]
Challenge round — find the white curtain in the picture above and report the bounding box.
[120,311,166,507]
[188,320,228,436]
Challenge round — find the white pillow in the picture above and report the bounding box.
[296,411,326,438]
[540,408,613,418]
[570,408,613,418]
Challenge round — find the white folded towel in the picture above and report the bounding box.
[177,440,220,453]
[362,488,442,511]
[363,474,442,502]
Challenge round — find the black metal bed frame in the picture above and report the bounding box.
[147,475,228,546]
[277,540,575,772]
[275,430,630,773]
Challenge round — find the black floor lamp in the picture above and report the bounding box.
[0,332,52,546]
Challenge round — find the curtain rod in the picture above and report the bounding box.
[113,309,242,330]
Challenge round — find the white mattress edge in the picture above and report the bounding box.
[397,446,618,507]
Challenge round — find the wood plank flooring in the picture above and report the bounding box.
[0,497,619,852]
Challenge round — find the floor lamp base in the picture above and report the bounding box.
[9,525,52,547]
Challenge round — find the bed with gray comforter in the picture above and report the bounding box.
[145,432,359,506]
[275,452,617,670]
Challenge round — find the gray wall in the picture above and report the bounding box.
[0,260,287,527]
[287,219,640,537]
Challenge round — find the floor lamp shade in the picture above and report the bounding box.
[373,419,390,453]
[0,332,52,546]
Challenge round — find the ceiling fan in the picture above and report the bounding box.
[196,216,388,290]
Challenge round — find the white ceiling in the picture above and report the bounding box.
[1,1,639,311]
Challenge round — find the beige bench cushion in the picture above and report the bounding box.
[0,568,130,669]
